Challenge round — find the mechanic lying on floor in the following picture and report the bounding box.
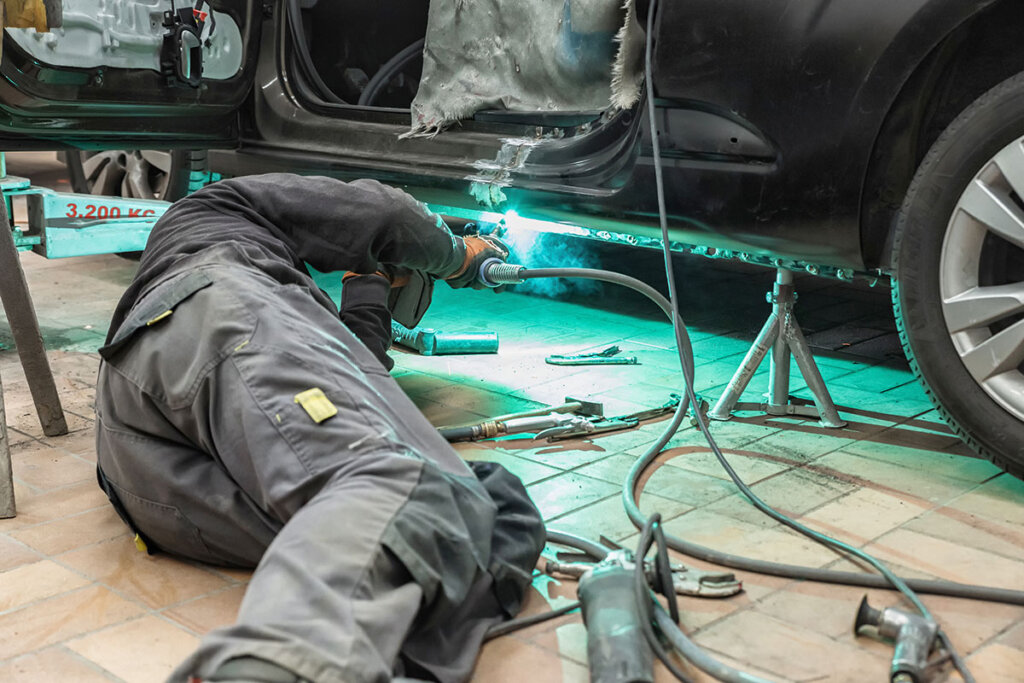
[92,173,546,683]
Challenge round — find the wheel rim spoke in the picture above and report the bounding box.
[994,140,1024,200]
[943,282,1024,333]
[123,155,156,199]
[140,150,173,174]
[91,160,125,196]
[959,179,1024,250]
[959,318,1024,383]
[80,151,115,181]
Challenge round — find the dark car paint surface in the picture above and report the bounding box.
[0,0,1016,272]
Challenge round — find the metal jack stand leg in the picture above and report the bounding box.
[710,268,846,428]
[0,187,69,517]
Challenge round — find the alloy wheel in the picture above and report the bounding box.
[941,136,1024,421]
[75,150,174,200]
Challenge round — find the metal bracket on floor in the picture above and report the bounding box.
[709,268,847,429]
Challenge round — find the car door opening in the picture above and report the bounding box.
[291,0,645,135]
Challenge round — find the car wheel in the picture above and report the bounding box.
[893,71,1024,478]
[63,149,207,201]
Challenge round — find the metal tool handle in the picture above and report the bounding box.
[578,562,654,683]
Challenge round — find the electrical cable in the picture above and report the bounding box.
[483,600,581,641]
[519,269,1024,607]
[636,2,978,678]
[358,38,425,107]
[487,2,1018,678]
[474,2,1020,678]
[636,515,770,683]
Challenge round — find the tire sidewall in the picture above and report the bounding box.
[895,73,1024,473]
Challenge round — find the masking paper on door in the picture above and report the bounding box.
[407,0,644,137]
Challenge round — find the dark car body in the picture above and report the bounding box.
[0,0,1022,274]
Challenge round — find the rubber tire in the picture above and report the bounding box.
[893,71,1024,479]
[63,149,206,201]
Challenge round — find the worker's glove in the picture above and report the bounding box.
[343,267,434,329]
[445,235,511,290]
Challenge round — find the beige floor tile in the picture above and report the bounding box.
[577,453,736,509]
[659,445,793,484]
[840,439,1003,483]
[703,467,858,529]
[754,581,904,640]
[0,479,109,532]
[60,538,230,610]
[547,492,692,544]
[0,559,92,612]
[527,472,619,520]
[8,410,93,440]
[799,487,930,546]
[947,474,1024,525]
[414,397,487,428]
[0,646,114,682]
[695,610,890,682]
[473,636,589,683]
[866,528,1024,590]
[0,533,41,571]
[0,585,143,659]
[965,643,1024,682]
[9,505,125,555]
[742,427,856,464]
[814,451,980,504]
[903,504,1024,562]
[456,443,562,485]
[1001,619,1024,650]
[47,429,98,460]
[206,566,254,584]
[163,585,247,635]
[662,509,841,568]
[919,595,1024,654]
[67,615,200,683]
[9,441,96,490]
[527,619,588,666]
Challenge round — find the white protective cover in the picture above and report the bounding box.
[408,0,644,136]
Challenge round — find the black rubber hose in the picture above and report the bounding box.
[546,529,612,561]
[286,0,347,105]
[636,516,770,683]
[515,271,1024,609]
[358,38,426,107]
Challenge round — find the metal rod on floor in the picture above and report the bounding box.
[0,372,14,518]
[0,190,68,438]
[710,267,846,428]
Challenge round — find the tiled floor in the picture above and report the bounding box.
[1,154,1022,682]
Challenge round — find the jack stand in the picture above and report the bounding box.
[0,185,69,518]
[709,268,846,428]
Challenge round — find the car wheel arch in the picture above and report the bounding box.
[858,0,1024,271]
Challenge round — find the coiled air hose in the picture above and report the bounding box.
[489,260,1023,679]
[481,2,1019,680]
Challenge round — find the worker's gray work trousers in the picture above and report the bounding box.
[94,256,544,683]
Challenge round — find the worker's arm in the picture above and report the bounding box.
[156,173,467,278]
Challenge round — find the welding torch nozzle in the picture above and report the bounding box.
[479,258,526,288]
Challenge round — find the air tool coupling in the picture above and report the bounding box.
[478,258,526,287]
[854,596,939,683]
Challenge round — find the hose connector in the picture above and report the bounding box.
[479,258,526,287]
